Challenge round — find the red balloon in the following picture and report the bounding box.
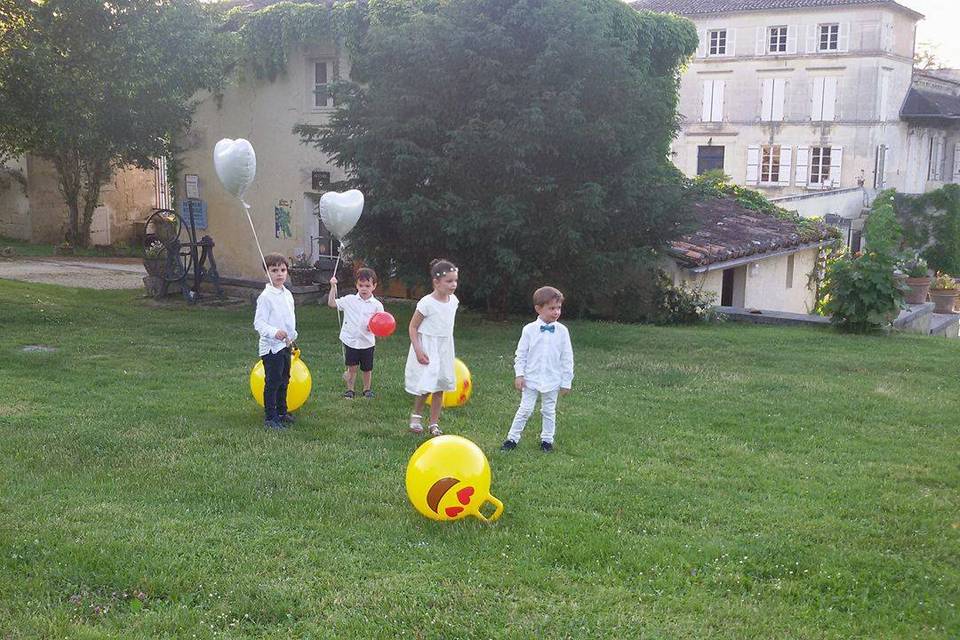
[368,311,396,337]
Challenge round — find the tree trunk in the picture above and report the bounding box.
[54,150,82,245]
[78,160,110,248]
[53,150,111,248]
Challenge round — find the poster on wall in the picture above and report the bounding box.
[179,199,207,230]
[275,199,292,239]
[185,174,200,200]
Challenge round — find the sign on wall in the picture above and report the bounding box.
[185,174,200,200]
[180,199,207,230]
[275,199,292,239]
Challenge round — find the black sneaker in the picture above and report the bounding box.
[264,419,286,430]
[278,414,295,424]
[362,390,375,399]
[540,441,553,453]
[343,390,355,399]
[500,440,518,451]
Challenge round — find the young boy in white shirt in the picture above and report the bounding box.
[501,286,574,453]
[254,253,299,430]
[327,267,384,398]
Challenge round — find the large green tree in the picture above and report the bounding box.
[0,0,228,246]
[298,0,697,315]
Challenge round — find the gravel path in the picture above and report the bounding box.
[0,257,146,289]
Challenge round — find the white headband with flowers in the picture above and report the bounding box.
[434,266,458,278]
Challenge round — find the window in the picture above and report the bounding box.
[701,80,725,122]
[797,145,842,188]
[818,23,839,51]
[760,78,786,121]
[786,254,795,289]
[313,61,335,108]
[761,145,782,183]
[748,144,793,186]
[709,29,727,56]
[697,146,725,174]
[810,147,832,185]
[769,26,788,53]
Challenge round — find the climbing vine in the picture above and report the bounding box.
[224,1,365,82]
[895,184,960,275]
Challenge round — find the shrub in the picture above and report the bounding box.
[821,251,903,333]
[652,273,717,325]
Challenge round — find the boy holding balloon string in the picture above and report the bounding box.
[254,253,299,430]
[328,267,385,398]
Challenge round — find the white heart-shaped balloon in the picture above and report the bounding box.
[213,138,257,199]
[319,189,364,240]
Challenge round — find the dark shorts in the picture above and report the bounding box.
[344,345,375,372]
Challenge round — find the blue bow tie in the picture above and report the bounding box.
[540,324,555,333]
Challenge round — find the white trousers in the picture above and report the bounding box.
[507,387,559,444]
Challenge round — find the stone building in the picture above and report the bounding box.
[631,0,959,200]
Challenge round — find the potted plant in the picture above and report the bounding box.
[928,272,959,314]
[287,252,315,286]
[143,240,166,277]
[901,255,931,304]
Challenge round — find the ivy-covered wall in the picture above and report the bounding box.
[896,184,960,275]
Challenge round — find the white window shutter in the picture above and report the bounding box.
[828,146,843,187]
[702,80,713,122]
[787,25,799,54]
[760,79,772,120]
[779,146,793,186]
[811,78,825,121]
[696,29,706,58]
[953,142,960,183]
[712,80,725,121]
[726,28,737,57]
[805,24,816,53]
[772,79,786,121]
[746,146,761,185]
[838,22,850,52]
[796,146,810,187]
[822,77,837,121]
[877,75,889,121]
[756,27,766,55]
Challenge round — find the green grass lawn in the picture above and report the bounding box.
[1,279,957,639]
[0,235,140,257]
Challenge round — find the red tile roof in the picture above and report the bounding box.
[667,196,833,267]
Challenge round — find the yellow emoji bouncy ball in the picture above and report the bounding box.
[249,348,313,412]
[406,435,503,522]
[425,358,473,408]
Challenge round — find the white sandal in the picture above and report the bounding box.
[428,423,443,437]
[409,414,424,434]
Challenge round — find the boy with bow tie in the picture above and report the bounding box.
[501,286,574,453]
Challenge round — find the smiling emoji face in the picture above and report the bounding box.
[406,435,503,522]
[426,477,477,520]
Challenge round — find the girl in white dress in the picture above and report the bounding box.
[405,259,459,436]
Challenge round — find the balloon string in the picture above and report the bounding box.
[333,240,345,360]
[242,199,268,280]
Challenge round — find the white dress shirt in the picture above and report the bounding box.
[514,318,574,392]
[336,293,384,349]
[254,284,298,356]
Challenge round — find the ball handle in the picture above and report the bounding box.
[473,495,503,523]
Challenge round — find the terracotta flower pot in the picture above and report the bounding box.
[928,288,959,314]
[904,276,932,304]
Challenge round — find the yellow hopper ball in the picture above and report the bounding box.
[250,348,312,412]
[406,435,503,522]
[425,358,472,408]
